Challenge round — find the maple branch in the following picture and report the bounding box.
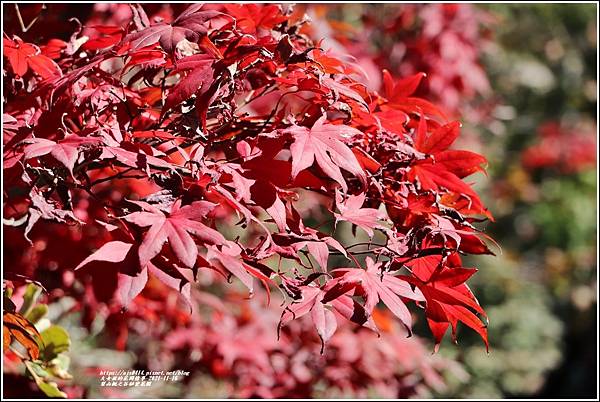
[346,251,363,269]
[3,3,495,366]
[259,89,300,132]
[14,4,46,33]
[238,83,276,109]
[108,88,137,122]
[345,242,386,250]
[87,168,146,187]
[330,249,378,256]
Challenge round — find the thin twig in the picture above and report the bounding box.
[14,4,46,33]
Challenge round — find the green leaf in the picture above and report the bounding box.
[40,325,70,361]
[26,304,49,324]
[37,381,68,398]
[25,360,49,378]
[19,284,43,316]
[25,360,68,398]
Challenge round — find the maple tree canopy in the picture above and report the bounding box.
[3,3,495,357]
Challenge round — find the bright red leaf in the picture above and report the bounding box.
[124,199,225,268]
[283,115,367,191]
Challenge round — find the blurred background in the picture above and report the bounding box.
[448,4,597,398]
[3,3,597,399]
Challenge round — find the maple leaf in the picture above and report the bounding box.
[279,285,336,351]
[125,4,224,53]
[99,145,173,170]
[401,255,489,352]
[147,256,195,310]
[219,163,256,204]
[74,241,148,307]
[324,257,424,334]
[352,147,382,174]
[74,239,196,309]
[383,70,426,101]
[273,229,346,271]
[414,119,461,154]
[334,191,386,237]
[205,241,270,296]
[22,136,101,175]
[25,188,82,242]
[123,199,225,268]
[409,117,491,218]
[4,38,36,76]
[282,115,366,191]
[74,241,134,271]
[382,70,447,120]
[123,49,167,72]
[40,38,67,59]
[117,267,148,307]
[293,241,330,271]
[3,36,61,79]
[81,26,124,51]
[321,76,369,111]
[162,53,216,115]
[434,150,488,179]
[279,283,376,352]
[413,118,487,179]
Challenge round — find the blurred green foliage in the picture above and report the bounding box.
[451,3,597,398]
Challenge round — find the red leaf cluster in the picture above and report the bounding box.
[301,3,495,121]
[3,3,494,367]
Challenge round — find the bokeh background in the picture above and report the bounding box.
[3,3,597,399]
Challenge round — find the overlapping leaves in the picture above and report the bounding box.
[3,3,494,356]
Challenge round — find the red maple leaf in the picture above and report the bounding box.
[162,53,216,115]
[205,241,274,297]
[82,25,124,51]
[74,240,134,271]
[74,240,194,309]
[282,115,367,191]
[279,282,376,352]
[408,116,491,218]
[280,285,337,350]
[324,257,424,334]
[334,191,386,237]
[3,36,61,79]
[125,4,224,53]
[74,241,146,306]
[382,70,447,120]
[123,199,225,268]
[22,135,101,174]
[400,255,489,352]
